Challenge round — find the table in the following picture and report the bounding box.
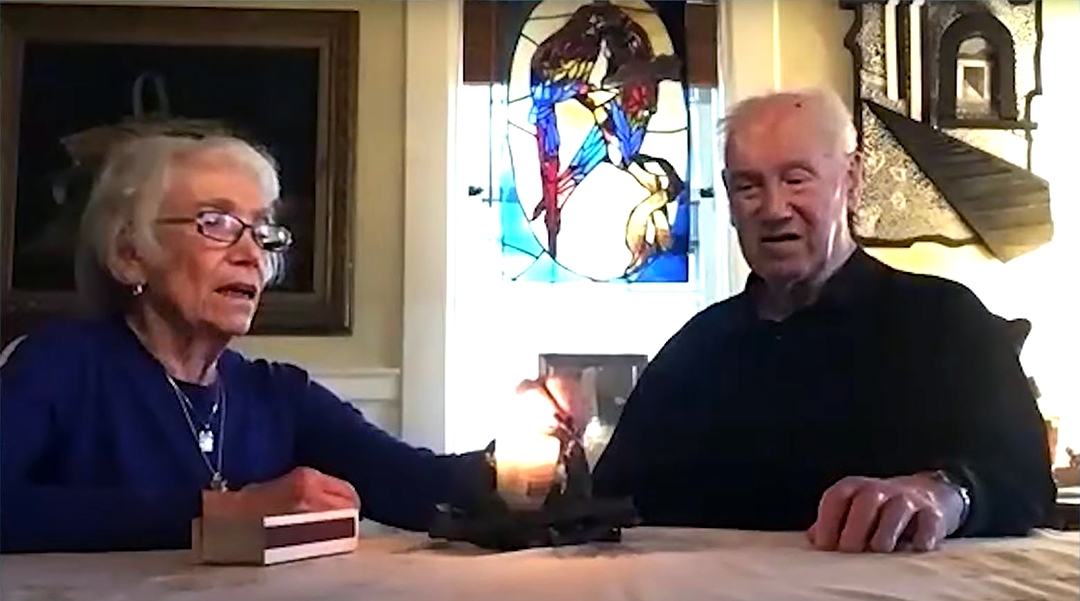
[3,528,1077,601]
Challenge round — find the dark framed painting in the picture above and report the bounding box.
[0,4,358,342]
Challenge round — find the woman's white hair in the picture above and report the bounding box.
[718,88,858,157]
[75,134,284,316]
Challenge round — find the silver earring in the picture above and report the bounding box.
[133,283,145,296]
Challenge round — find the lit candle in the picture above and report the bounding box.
[495,386,563,511]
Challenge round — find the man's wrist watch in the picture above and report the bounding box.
[925,469,972,530]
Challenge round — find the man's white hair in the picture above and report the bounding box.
[718,88,858,157]
[75,134,284,316]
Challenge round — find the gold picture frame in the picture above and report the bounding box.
[1,4,358,342]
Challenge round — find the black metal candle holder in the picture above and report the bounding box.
[429,385,639,551]
[428,441,639,551]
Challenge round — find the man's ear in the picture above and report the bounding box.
[844,151,863,212]
[721,169,737,227]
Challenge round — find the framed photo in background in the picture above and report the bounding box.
[0,4,358,343]
[538,353,649,466]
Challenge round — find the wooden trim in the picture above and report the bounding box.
[686,3,719,86]
[463,0,499,83]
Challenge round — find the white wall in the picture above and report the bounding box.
[400,0,461,451]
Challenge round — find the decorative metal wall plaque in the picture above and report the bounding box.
[841,0,1053,262]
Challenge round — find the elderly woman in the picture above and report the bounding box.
[0,135,495,553]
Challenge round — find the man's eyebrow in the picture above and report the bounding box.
[778,161,818,174]
[724,169,762,181]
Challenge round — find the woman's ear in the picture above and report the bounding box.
[105,225,148,288]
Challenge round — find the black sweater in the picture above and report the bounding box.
[593,250,1055,537]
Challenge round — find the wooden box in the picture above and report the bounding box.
[192,508,359,566]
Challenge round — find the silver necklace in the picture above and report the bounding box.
[166,375,228,491]
[175,381,220,453]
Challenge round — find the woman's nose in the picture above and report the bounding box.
[228,230,263,266]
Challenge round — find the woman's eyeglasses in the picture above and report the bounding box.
[157,210,293,252]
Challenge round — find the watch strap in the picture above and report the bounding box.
[926,469,972,530]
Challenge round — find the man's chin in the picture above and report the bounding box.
[750,259,811,285]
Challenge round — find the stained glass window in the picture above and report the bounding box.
[448,0,724,452]
[497,0,693,283]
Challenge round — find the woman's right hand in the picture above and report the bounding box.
[205,467,359,517]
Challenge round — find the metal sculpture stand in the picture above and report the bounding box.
[429,380,640,551]
[428,440,639,551]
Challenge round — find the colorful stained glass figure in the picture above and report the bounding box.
[501,0,691,283]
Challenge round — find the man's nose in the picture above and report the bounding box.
[758,182,793,220]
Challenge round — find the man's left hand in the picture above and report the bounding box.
[808,475,964,553]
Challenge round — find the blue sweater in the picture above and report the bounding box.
[0,316,491,553]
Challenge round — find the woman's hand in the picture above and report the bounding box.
[204,467,359,517]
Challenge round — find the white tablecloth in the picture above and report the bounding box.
[3,528,1077,601]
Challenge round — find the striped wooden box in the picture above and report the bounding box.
[192,508,359,565]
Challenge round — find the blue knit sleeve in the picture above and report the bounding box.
[0,326,199,553]
[274,364,491,531]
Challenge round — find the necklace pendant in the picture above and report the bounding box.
[210,472,228,492]
[198,429,214,454]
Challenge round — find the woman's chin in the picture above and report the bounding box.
[207,313,256,338]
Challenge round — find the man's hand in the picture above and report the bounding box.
[808,474,965,553]
[205,467,359,517]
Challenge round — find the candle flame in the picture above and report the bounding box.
[495,387,563,509]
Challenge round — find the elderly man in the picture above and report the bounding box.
[591,89,1055,553]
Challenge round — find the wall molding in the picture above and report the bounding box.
[311,367,400,402]
[311,367,402,435]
